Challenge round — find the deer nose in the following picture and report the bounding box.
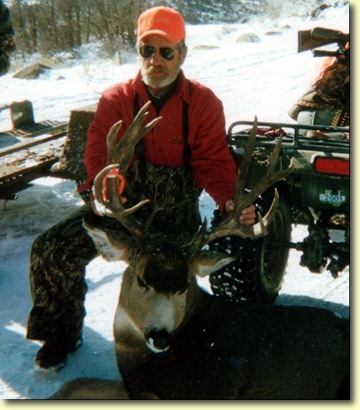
[145,329,173,353]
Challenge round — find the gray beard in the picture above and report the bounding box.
[141,67,180,89]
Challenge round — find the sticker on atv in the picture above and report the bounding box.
[319,189,346,206]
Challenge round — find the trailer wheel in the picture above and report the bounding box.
[255,195,292,303]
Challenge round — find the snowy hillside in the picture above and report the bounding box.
[0,2,350,401]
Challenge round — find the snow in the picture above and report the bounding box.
[0,4,350,402]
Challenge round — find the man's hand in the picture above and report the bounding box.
[225,199,256,226]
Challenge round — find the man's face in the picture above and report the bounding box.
[138,35,186,91]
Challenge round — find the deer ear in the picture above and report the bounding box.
[189,250,236,278]
[83,220,132,263]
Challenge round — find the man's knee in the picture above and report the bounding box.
[30,208,98,270]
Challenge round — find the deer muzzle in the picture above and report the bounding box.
[145,329,174,353]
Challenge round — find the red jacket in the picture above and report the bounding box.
[80,70,237,211]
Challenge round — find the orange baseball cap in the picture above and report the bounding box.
[137,7,186,44]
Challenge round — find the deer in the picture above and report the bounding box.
[48,102,350,400]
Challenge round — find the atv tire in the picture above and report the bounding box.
[255,194,292,303]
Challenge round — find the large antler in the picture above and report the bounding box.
[193,117,294,251]
[92,101,161,238]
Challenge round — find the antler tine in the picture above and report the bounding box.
[193,117,293,248]
[92,101,162,238]
[231,117,293,220]
[234,116,258,197]
[93,165,150,238]
[107,101,162,172]
[234,137,293,214]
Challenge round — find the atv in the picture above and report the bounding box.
[228,27,350,301]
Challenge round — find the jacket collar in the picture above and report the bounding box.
[133,70,191,105]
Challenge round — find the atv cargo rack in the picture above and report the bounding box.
[228,121,349,154]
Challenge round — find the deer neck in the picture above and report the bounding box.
[177,281,213,333]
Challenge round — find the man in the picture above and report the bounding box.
[0,0,15,76]
[27,6,256,371]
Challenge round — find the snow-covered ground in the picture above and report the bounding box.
[0,3,350,401]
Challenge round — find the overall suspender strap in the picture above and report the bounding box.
[133,88,191,167]
[133,95,146,166]
[182,99,191,164]
[183,81,192,164]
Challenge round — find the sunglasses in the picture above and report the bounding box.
[138,45,177,61]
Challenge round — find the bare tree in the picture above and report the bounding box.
[10,0,31,58]
[9,0,270,61]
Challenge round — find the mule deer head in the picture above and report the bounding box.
[83,101,293,354]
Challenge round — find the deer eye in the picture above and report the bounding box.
[137,275,149,290]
